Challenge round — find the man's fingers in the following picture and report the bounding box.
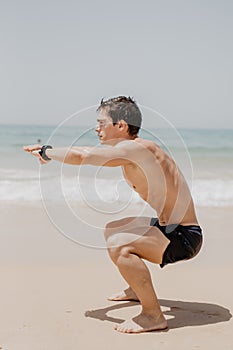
[23,144,50,166]
[31,150,41,157]
[23,144,48,165]
[30,150,48,164]
[23,144,42,152]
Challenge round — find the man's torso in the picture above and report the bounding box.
[121,138,198,226]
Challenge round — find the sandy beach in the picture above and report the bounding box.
[0,203,232,350]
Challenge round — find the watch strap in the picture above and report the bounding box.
[39,145,53,161]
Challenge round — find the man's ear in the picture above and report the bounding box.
[118,119,128,132]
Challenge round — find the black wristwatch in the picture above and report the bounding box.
[39,145,53,161]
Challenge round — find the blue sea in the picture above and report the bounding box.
[0,124,233,207]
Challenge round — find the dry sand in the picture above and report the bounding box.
[0,203,232,350]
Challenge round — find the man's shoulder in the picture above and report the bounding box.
[135,138,156,147]
[115,138,164,163]
[116,138,158,149]
[135,138,162,154]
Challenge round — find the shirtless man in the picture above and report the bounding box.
[24,96,203,334]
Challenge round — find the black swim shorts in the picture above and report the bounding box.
[150,218,203,268]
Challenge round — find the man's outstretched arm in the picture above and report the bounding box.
[24,144,85,165]
[23,143,134,167]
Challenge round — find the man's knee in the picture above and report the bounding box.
[108,246,132,265]
[106,236,132,264]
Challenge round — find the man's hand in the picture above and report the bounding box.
[23,144,49,165]
[23,144,42,152]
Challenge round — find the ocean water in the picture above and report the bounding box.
[0,124,233,207]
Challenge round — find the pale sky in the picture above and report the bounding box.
[1,0,233,128]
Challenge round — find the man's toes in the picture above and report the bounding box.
[108,294,120,300]
[114,324,124,333]
[126,328,133,333]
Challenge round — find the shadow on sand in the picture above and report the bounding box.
[85,299,232,330]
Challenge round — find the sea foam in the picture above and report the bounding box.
[1,168,233,207]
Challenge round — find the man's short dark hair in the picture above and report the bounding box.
[97,96,142,136]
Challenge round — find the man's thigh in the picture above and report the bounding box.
[127,227,170,264]
[105,216,152,239]
[106,219,170,264]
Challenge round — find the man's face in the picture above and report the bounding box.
[95,110,118,145]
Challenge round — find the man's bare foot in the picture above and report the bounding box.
[108,287,139,302]
[114,311,168,334]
